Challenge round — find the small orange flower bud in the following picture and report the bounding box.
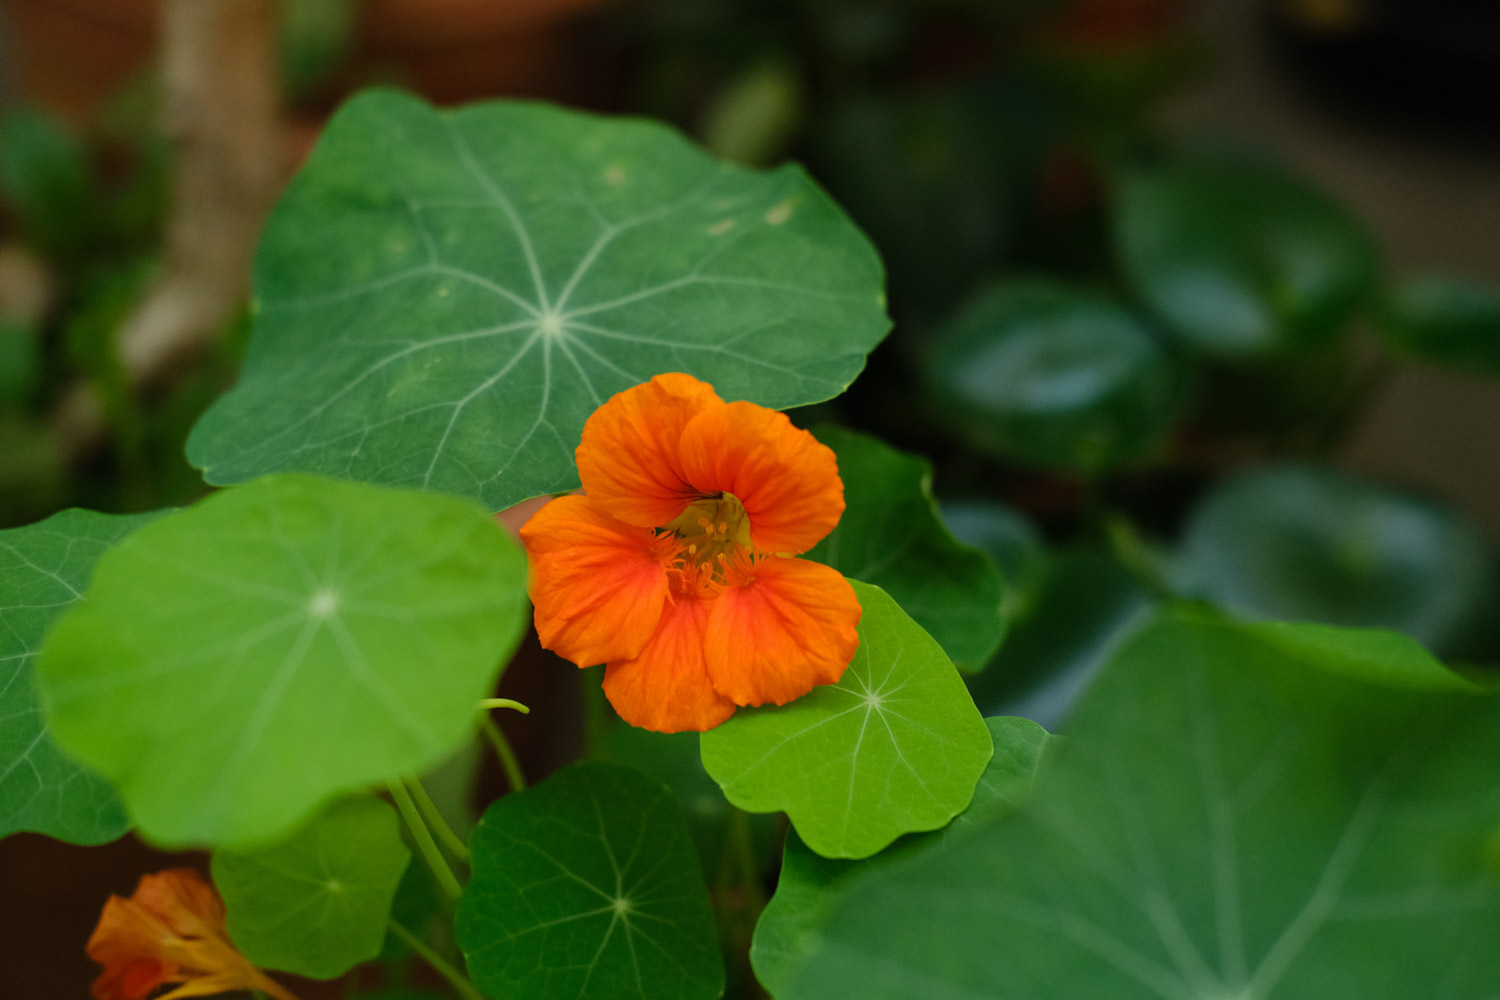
[87,868,300,1000]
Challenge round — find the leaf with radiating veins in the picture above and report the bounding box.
[187,89,889,510]
[701,581,993,859]
[457,762,723,1000]
[1,508,163,844]
[37,475,529,847]
[784,616,1500,1000]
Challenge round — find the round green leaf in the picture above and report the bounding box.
[1376,274,1500,375]
[806,427,1005,671]
[1180,464,1498,659]
[214,795,411,978]
[1114,155,1380,357]
[700,581,993,859]
[186,89,889,510]
[785,616,1500,999]
[1,509,162,844]
[37,474,529,847]
[457,761,724,1000]
[750,715,1054,996]
[922,279,1182,474]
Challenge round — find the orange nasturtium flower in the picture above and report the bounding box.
[87,868,301,1000]
[520,372,862,732]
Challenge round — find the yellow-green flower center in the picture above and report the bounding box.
[666,493,752,570]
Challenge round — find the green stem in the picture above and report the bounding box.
[582,666,611,758]
[727,806,766,913]
[481,716,527,792]
[404,775,471,863]
[389,780,463,900]
[388,919,485,1000]
[478,697,530,714]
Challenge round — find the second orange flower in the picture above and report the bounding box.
[521,372,862,732]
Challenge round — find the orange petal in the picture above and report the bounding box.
[678,402,844,555]
[576,373,724,528]
[603,595,736,733]
[521,495,672,667]
[704,557,861,706]
[92,957,176,1000]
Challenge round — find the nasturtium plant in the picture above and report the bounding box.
[1376,274,1500,375]
[37,474,529,846]
[701,581,993,859]
[806,427,1005,670]
[1180,463,1498,659]
[8,46,1495,1000]
[780,615,1500,999]
[0,509,161,844]
[750,716,1056,996]
[213,796,411,979]
[921,279,1182,474]
[457,761,724,1000]
[186,89,889,510]
[1114,155,1380,357]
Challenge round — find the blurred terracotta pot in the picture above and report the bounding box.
[352,0,621,103]
[0,0,158,123]
[0,0,621,122]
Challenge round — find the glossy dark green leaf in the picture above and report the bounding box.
[457,761,723,1000]
[187,89,888,510]
[1376,274,1500,375]
[38,475,529,847]
[751,717,1055,996]
[922,279,1182,474]
[1,509,161,844]
[807,427,1004,670]
[785,616,1500,1000]
[701,582,993,859]
[1180,464,1498,659]
[215,796,410,978]
[1114,155,1380,356]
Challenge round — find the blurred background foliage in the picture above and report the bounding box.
[2,0,1499,992]
[3,0,1499,713]
[5,0,1496,668]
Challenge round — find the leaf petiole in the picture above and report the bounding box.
[403,775,471,863]
[388,780,463,901]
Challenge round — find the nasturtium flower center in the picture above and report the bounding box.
[665,493,753,580]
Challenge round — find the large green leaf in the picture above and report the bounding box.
[187,89,889,510]
[214,795,410,978]
[1376,274,1500,375]
[37,475,528,847]
[700,581,992,859]
[1,509,160,844]
[1180,464,1498,659]
[1114,156,1380,357]
[456,761,723,1000]
[751,716,1054,996]
[784,616,1500,999]
[921,279,1182,474]
[806,427,1004,671]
